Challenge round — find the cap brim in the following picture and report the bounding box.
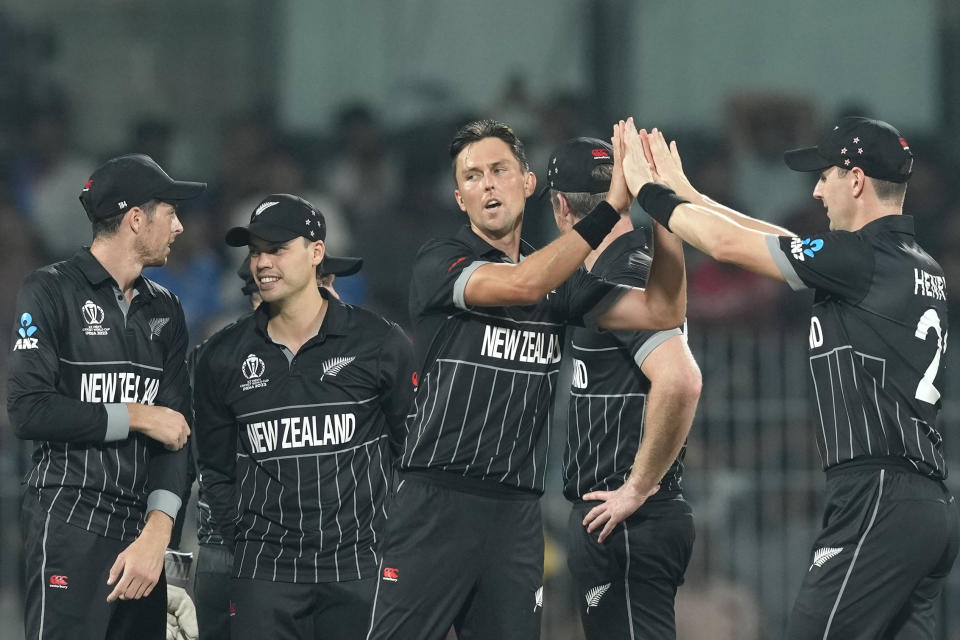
[783,147,833,173]
[225,224,301,247]
[320,256,363,277]
[154,180,207,201]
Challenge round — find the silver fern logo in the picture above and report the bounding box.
[585,583,611,614]
[533,585,543,612]
[149,317,170,340]
[810,547,843,571]
[321,356,356,380]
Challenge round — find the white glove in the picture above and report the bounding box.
[166,584,199,640]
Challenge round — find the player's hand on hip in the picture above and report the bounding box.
[106,528,166,602]
[621,117,660,198]
[128,404,190,450]
[581,482,660,543]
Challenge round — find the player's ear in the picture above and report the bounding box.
[523,171,537,198]
[311,239,325,267]
[850,167,866,197]
[454,188,467,212]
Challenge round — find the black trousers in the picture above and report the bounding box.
[787,465,960,639]
[230,575,376,640]
[567,497,694,640]
[21,491,166,640]
[195,542,233,640]
[366,474,543,640]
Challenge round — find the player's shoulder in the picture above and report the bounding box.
[24,259,77,289]
[337,300,409,343]
[140,276,184,310]
[197,312,257,363]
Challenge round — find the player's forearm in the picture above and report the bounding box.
[9,391,114,443]
[140,509,175,549]
[697,195,794,236]
[145,445,189,519]
[626,377,699,492]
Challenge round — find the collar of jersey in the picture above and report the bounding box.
[455,224,536,264]
[253,287,348,339]
[74,247,158,298]
[859,214,914,236]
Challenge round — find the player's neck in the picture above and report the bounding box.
[585,214,633,271]
[471,222,524,263]
[89,238,144,294]
[266,286,328,354]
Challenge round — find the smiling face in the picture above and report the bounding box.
[248,235,324,304]
[453,137,535,240]
[135,201,183,267]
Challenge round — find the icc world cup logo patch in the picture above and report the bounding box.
[81,300,110,336]
[240,354,269,391]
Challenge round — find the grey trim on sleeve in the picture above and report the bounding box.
[766,234,808,291]
[103,403,130,442]
[452,260,491,310]
[633,328,683,369]
[147,489,182,521]
[583,285,629,330]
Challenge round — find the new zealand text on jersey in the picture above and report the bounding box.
[80,372,159,404]
[480,324,561,364]
[246,413,356,454]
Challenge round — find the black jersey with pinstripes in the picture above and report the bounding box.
[403,225,623,494]
[563,230,686,502]
[768,215,948,479]
[8,249,190,541]
[193,291,415,583]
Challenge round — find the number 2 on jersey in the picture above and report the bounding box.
[914,308,947,404]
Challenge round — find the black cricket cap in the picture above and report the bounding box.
[79,153,206,222]
[783,116,914,183]
[320,256,363,277]
[225,193,326,247]
[538,137,614,199]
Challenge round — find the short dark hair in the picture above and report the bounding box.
[91,199,159,239]
[449,119,529,181]
[836,168,908,204]
[550,164,612,219]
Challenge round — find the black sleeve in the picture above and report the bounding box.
[145,302,190,511]
[553,268,624,327]
[377,322,417,459]
[596,244,682,356]
[768,231,874,301]
[7,271,110,442]
[193,342,240,549]
[170,344,204,550]
[408,239,481,318]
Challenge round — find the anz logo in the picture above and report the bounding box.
[791,237,824,262]
[13,313,39,351]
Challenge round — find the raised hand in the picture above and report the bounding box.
[604,121,632,212]
[621,117,659,198]
[647,129,696,199]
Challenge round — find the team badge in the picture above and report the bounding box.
[81,300,110,336]
[790,237,824,262]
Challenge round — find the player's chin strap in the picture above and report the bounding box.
[164,549,198,640]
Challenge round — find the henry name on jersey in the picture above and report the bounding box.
[914,268,946,301]
[480,324,561,365]
[246,413,356,454]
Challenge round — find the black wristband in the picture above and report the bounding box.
[572,200,620,249]
[636,183,688,231]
